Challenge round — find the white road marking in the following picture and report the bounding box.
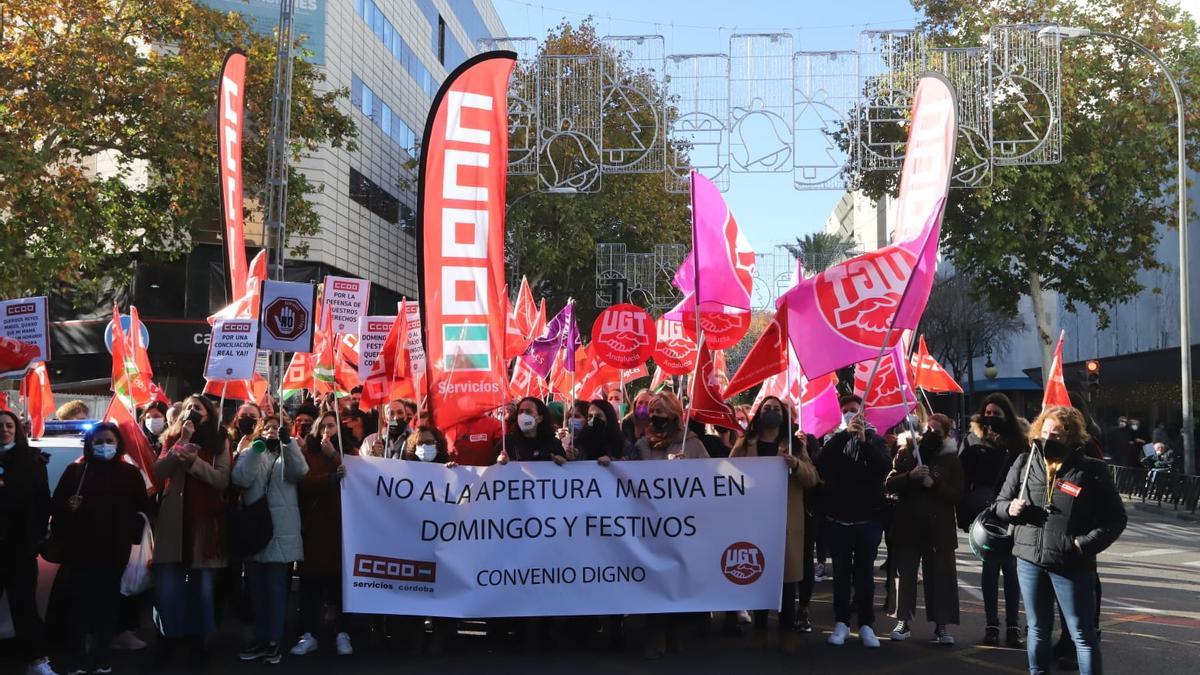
[1125,547,1184,558]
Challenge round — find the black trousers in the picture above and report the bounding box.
[0,555,47,662]
[753,583,798,631]
[71,564,125,669]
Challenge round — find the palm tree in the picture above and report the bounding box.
[783,232,860,274]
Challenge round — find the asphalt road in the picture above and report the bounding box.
[11,500,1199,674]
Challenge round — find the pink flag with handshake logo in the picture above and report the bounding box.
[783,199,945,378]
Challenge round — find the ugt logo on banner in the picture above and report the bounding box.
[592,304,656,369]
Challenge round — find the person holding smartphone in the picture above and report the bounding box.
[150,395,231,667]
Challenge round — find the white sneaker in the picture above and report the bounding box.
[290,633,318,656]
[860,625,881,648]
[932,625,955,646]
[27,659,58,675]
[827,621,850,646]
[890,621,911,641]
[335,632,353,656]
[736,610,752,624]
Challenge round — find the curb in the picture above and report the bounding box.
[1128,500,1200,524]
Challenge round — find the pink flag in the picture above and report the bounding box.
[800,372,843,439]
[784,199,945,378]
[854,346,917,433]
[668,171,754,350]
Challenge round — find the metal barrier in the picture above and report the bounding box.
[1108,465,1200,513]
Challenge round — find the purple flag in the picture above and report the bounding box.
[519,301,581,379]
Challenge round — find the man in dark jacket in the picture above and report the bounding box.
[817,411,892,648]
[0,410,55,675]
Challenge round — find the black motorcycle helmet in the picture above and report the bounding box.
[968,510,1014,563]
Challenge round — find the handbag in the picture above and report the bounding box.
[229,450,276,559]
[42,462,87,564]
[968,446,1036,563]
[120,512,154,596]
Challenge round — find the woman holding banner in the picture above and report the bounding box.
[500,398,567,465]
[231,415,308,665]
[631,391,708,659]
[572,399,628,464]
[730,396,819,654]
[150,395,230,667]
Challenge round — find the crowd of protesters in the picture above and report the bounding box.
[0,385,1128,675]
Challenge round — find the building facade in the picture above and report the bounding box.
[43,0,507,399]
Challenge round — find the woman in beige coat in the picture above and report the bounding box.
[730,396,819,653]
[150,394,231,663]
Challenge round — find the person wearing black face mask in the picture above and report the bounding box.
[573,400,628,464]
[362,400,411,459]
[959,393,1028,647]
[231,415,308,664]
[229,403,263,447]
[884,413,964,646]
[994,406,1126,675]
[730,397,818,654]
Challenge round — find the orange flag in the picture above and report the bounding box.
[110,305,153,408]
[281,352,314,401]
[910,335,963,394]
[20,362,54,439]
[1042,330,1072,409]
[208,249,268,325]
[361,307,409,408]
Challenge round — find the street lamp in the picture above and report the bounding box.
[1039,25,1193,474]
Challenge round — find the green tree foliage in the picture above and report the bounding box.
[851,0,1200,373]
[783,232,860,273]
[0,0,356,302]
[505,20,691,326]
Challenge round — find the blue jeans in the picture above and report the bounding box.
[153,564,216,638]
[982,556,1021,627]
[1016,559,1102,674]
[246,562,290,644]
[825,519,884,628]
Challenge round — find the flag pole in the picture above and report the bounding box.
[684,171,702,434]
[218,381,228,426]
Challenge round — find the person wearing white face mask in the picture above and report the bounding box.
[499,397,567,465]
[49,422,149,675]
[140,401,170,455]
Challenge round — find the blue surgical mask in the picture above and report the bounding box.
[569,418,584,433]
[93,443,118,461]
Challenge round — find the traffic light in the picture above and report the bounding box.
[1084,359,1101,394]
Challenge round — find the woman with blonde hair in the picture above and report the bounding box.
[993,406,1126,675]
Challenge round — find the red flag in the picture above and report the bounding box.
[420,52,515,431]
[203,374,268,403]
[510,357,547,400]
[104,396,162,495]
[0,391,8,412]
[312,306,336,394]
[650,364,671,393]
[338,332,361,368]
[280,352,314,401]
[1042,330,1072,409]
[361,308,409,408]
[687,342,740,431]
[910,335,963,394]
[110,305,153,408]
[504,278,538,360]
[208,249,267,325]
[20,362,54,439]
[854,346,917,432]
[218,50,249,294]
[723,312,788,398]
[0,336,39,373]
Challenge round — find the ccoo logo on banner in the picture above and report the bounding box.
[340,456,787,618]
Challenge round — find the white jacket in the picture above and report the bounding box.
[231,438,309,563]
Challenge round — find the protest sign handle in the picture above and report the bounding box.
[218,381,228,426]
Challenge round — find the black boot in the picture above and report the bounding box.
[143,637,175,672]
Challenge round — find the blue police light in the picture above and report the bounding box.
[42,419,100,437]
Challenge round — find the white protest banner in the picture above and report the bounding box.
[321,276,370,334]
[204,319,259,381]
[358,315,395,381]
[341,456,786,618]
[0,296,50,377]
[403,302,426,377]
[259,280,315,352]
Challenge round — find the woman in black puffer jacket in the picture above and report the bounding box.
[958,393,1028,647]
[992,406,1126,675]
